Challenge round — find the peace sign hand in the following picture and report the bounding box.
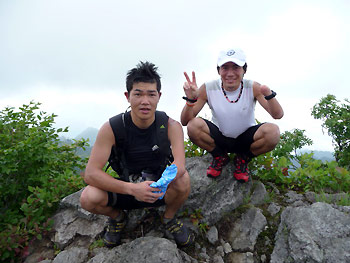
[183,71,199,99]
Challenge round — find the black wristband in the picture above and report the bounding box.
[182,96,198,103]
[264,90,276,100]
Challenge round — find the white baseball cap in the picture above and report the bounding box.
[217,48,246,67]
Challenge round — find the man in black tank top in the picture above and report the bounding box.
[80,62,194,248]
[122,113,163,174]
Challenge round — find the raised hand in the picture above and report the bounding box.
[183,71,199,99]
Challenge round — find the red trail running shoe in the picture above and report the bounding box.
[233,155,250,182]
[207,154,229,178]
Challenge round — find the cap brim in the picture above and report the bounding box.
[218,58,245,67]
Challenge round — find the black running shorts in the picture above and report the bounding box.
[107,191,165,210]
[203,119,263,155]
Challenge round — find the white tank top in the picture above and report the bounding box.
[205,78,256,138]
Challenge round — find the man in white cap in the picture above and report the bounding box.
[180,48,284,182]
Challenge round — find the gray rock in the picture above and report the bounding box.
[285,190,304,204]
[60,189,83,210]
[198,252,210,261]
[216,245,224,257]
[250,181,267,205]
[206,226,219,245]
[223,242,232,254]
[271,202,350,263]
[228,207,267,251]
[226,252,255,263]
[212,254,224,263]
[179,249,198,263]
[304,191,317,203]
[53,247,88,263]
[52,208,106,249]
[89,237,185,263]
[183,156,252,225]
[267,202,281,216]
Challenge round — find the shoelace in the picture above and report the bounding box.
[167,220,183,234]
[211,156,227,169]
[235,158,248,173]
[107,221,126,233]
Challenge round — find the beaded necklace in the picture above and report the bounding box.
[221,81,243,103]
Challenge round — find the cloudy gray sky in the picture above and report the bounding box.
[1,0,349,151]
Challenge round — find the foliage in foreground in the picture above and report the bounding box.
[0,102,88,262]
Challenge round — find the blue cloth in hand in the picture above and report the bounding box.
[150,164,177,199]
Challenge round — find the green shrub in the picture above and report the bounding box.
[253,151,350,193]
[312,94,350,168]
[0,101,87,262]
[184,139,207,157]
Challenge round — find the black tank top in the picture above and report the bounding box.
[123,114,161,174]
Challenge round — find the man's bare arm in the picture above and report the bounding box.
[253,82,284,119]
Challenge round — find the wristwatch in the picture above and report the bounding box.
[182,96,198,103]
[265,90,276,100]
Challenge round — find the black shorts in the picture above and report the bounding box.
[203,119,263,155]
[107,191,165,210]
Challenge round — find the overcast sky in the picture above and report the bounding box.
[1,0,349,151]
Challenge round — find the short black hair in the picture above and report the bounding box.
[217,63,248,74]
[126,61,161,93]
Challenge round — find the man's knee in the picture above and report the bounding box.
[262,123,280,148]
[169,171,191,195]
[187,118,203,139]
[80,186,108,211]
[269,124,280,145]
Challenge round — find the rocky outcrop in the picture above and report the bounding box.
[181,155,253,225]
[271,202,350,263]
[25,156,350,263]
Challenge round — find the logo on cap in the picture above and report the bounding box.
[226,50,235,56]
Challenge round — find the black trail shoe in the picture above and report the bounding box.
[103,212,127,248]
[164,217,194,247]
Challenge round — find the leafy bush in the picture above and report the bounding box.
[273,128,313,161]
[184,138,206,157]
[253,152,350,193]
[252,128,350,193]
[0,101,88,262]
[312,94,350,168]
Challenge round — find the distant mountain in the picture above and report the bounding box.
[75,127,99,146]
[311,150,335,162]
[300,150,335,162]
